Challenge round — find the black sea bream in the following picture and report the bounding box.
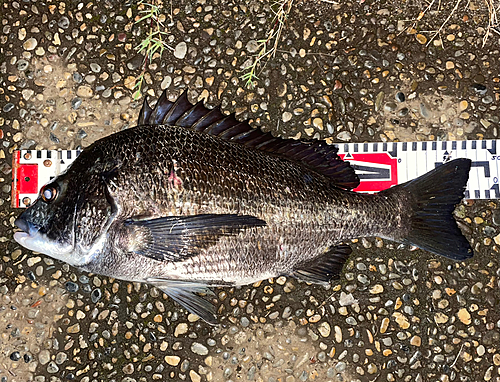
[14,90,472,323]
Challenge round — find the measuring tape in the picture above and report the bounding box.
[336,139,498,199]
[11,139,500,208]
[12,150,81,208]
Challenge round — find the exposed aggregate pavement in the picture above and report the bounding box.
[1,0,500,381]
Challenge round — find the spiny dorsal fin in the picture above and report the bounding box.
[137,90,359,190]
[163,91,193,124]
[150,90,174,124]
[137,98,152,125]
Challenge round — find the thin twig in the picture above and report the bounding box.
[427,0,463,46]
[483,0,500,46]
[133,0,173,99]
[241,0,294,89]
[450,343,465,368]
[398,0,436,37]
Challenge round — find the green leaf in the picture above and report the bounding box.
[136,13,153,23]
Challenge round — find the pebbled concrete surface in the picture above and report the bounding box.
[1,0,500,381]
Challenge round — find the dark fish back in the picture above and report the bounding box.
[70,90,362,219]
[138,90,360,190]
[74,123,342,217]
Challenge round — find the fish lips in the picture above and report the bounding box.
[14,216,38,237]
[14,216,44,252]
[14,215,74,259]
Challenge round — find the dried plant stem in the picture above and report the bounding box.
[426,0,464,46]
[241,0,294,89]
[133,0,173,100]
[483,0,500,46]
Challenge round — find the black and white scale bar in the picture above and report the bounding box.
[20,150,81,163]
[14,140,500,205]
[337,139,500,199]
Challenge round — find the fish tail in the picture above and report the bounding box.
[385,158,472,260]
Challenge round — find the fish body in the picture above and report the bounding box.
[14,90,473,323]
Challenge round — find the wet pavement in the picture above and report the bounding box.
[1,0,500,381]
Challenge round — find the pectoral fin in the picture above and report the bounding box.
[126,214,266,262]
[147,278,217,325]
[290,244,352,284]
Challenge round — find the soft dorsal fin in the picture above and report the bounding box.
[137,90,360,190]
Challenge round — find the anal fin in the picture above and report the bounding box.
[290,244,352,284]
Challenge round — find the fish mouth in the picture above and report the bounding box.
[14,217,46,254]
[14,217,38,237]
[14,217,73,258]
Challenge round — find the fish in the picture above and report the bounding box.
[14,89,473,324]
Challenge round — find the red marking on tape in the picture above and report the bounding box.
[19,164,39,194]
[340,153,398,192]
[11,150,20,208]
[11,151,39,208]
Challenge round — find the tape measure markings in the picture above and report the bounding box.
[11,140,500,208]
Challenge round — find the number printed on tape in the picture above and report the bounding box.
[11,140,500,208]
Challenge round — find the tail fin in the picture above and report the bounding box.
[387,158,472,260]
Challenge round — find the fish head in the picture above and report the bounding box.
[14,175,77,263]
[14,171,113,267]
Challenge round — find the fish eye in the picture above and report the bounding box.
[41,185,58,203]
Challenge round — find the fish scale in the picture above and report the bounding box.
[14,90,472,324]
[77,124,377,275]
